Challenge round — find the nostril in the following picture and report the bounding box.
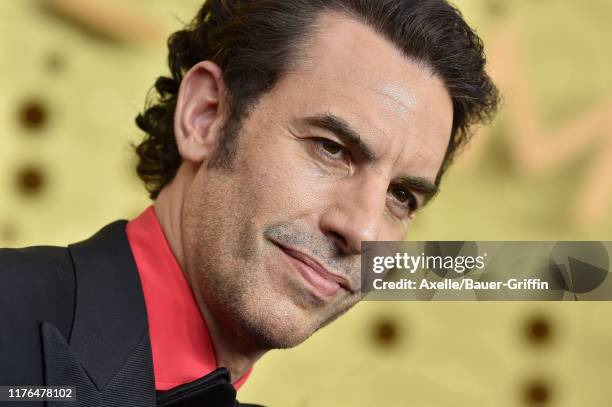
[325,231,351,254]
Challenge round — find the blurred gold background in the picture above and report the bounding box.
[1,0,611,406]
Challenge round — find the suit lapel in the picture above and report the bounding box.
[41,220,156,406]
[42,323,155,406]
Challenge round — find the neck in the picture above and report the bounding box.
[194,305,267,382]
[153,164,264,383]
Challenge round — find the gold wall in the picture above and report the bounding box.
[1,1,611,406]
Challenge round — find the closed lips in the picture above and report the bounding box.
[276,244,353,294]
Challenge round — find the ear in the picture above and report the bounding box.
[174,61,227,164]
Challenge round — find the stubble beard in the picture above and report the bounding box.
[183,203,318,351]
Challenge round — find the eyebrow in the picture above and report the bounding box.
[302,112,440,205]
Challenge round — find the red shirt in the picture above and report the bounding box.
[125,206,251,391]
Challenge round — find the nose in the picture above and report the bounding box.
[319,176,388,255]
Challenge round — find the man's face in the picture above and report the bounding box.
[181,13,453,349]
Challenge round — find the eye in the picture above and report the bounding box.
[389,186,418,212]
[314,138,349,161]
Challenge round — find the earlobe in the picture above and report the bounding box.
[174,61,227,164]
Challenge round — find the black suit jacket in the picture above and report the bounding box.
[0,221,262,407]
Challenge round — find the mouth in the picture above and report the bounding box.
[272,242,353,299]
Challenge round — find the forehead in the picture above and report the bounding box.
[263,12,454,179]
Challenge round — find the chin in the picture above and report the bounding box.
[234,299,322,350]
[250,328,311,350]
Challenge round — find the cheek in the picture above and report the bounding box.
[236,142,330,221]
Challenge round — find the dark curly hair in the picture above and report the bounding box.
[135,0,499,199]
